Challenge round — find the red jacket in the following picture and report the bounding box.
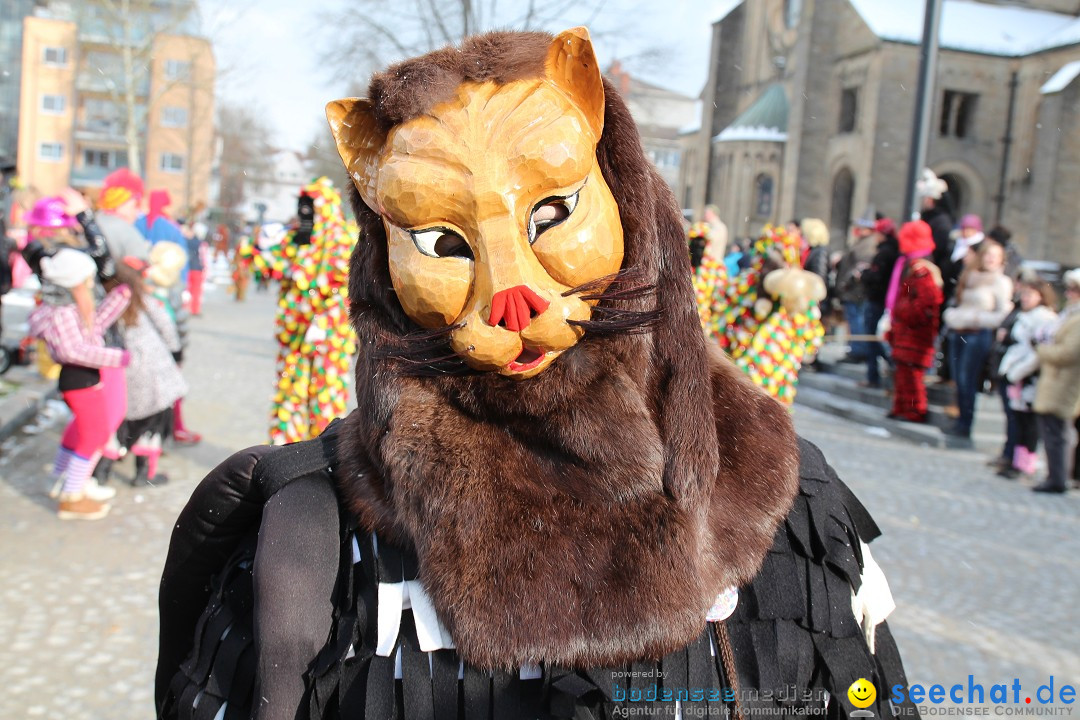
[887,259,943,367]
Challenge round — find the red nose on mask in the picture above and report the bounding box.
[488,285,550,331]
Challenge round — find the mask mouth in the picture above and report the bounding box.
[507,345,546,373]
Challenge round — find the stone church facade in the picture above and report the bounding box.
[682,0,1080,265]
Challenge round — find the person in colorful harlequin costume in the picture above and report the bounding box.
[689,209,729,333]
[269,177,358,444]
[231,235,255,301]
[696,224,826,404]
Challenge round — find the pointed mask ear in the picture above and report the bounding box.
[545,27,605,141]
[325,98,385,212]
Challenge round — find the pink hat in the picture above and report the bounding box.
[98,168,144,211]
[25,197,79,230]
[960,214,982,232]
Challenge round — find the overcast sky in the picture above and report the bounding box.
[200,0,741,150]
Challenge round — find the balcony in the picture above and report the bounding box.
[74,121,127,144]
[72,127,127,145]
[77,20,152,49]
[76,71,149,97]
[69,165,114,186]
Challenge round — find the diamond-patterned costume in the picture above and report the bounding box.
[695,225,824,404]
[269,178,358,444]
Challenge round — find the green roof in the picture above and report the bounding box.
[714,84,789,143]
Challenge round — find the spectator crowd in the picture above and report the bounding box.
[696,168,1080,496]
[2,168,208,519]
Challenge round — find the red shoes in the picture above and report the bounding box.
[174,429,203,445]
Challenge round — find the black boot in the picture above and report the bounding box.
[91,457,114,486]
[131,456,169,487]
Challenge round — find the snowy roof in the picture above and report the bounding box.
[1038,16,1080,55]
[712,0,744,24]
[849,0,1080,57]
[714,84,789,143]
[1041,60,1080,94]
[715,126,789,143]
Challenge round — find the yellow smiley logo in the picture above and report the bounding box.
[848,678,877,709]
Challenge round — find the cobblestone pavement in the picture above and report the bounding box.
[0,280,280,720]
[0,283,1077,719]
[796,405,1080,694]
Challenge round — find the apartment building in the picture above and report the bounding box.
[15,1,214,214]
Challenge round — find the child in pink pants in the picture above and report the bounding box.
[29,249,131,519]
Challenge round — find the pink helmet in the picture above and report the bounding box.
[25,197,79,230]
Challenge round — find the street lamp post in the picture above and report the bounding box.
[903,0,944,220]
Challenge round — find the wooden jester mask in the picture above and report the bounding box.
[326,27,623,378]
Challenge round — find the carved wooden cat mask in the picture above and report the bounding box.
[326,28,623,378]
[327,29,802,670]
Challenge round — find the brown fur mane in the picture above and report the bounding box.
[335,31,800,670]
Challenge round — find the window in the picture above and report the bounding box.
[838,87,858,133]
[939,173,967,217]
[84,50,123,77]
[39,142,64,162]
[83,149,127,169]
[42,46,68,66]
[649,148,680,169]
[164,60,191,81]
[161,106,188,127]
[830,168,855,240]
[160,152,185,172]
[785,0,803,29]
[940,90,978,138]
[41,94,66,114]
[754,175,775,218]
[84,98,123,134]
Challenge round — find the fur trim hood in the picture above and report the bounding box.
[333,30,800,671]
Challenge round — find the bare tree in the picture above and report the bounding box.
[304,79,366,189]
[306,125,350,190]
[73,0,200,176]
[315,0,664,84]
[215,103,275,227]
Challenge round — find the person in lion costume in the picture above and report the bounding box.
[156,28,916,720]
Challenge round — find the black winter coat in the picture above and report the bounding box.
[862,236,900,306]
[921,205,956,299]
[804,246,830,283]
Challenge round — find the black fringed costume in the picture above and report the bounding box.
[156,424,918,720]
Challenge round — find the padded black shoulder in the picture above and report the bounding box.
[156,420,346,715]
[253,418,343,501]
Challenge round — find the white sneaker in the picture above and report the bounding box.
[84,478,117,501]
[46,473,65,499]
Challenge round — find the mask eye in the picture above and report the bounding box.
[410,228,473,260]
[528,190,580,244]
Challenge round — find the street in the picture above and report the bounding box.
[0,281,1077,720]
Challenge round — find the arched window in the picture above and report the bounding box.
[830,167,855,241]
[939,172,967,217]
[785,0,803,29]
[754,174,774,218]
